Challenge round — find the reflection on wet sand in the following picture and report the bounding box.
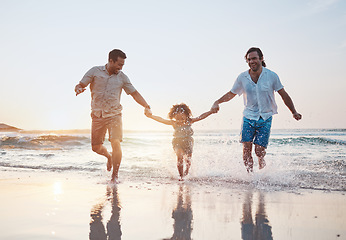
[90,185,122,240]
[241,191,273,240]
[163,184,193,240]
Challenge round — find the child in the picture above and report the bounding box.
[145,103,216,180]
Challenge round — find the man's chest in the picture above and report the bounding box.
[91,74,123,92]
[243,77,273,94]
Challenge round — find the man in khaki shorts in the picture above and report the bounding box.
[75,49,150,182]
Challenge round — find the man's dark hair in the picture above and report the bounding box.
[109,49,127,62]
[245,47,266,67]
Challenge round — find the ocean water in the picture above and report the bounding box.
[0,129,345,192]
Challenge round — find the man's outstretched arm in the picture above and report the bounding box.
[277,88,302,120]
[130,91,150,109]
[211,91,236,112]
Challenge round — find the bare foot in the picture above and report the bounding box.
[245,162,253,173]
[110,177,120,184]
[111,171,119,183]
[259,159,266,170]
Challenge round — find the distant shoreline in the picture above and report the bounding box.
[0,122,345,134]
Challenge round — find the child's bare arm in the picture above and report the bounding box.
[149,115,173,125]
[191,110,216,123]
[145,109,173,125]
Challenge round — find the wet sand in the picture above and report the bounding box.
[0,171,345,240]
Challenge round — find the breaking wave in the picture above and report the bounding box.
[271,136,346,146]
[0,134,90,149]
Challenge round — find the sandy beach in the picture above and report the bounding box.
[0,170,345,240]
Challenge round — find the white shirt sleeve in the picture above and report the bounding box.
[272,72,284,92]
[231,75,244,95]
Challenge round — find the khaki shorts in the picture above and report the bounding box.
[91,114,122,145]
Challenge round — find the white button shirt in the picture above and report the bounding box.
[231,67,284,121]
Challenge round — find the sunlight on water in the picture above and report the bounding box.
[1,129,345,192]
[53,181,63,195]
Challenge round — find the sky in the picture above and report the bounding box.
[1,0,345,131]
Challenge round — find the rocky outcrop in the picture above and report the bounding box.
[0,123,22,132]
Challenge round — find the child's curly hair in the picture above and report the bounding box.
[168,103,192,120]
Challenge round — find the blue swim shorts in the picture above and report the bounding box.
[240,116,272,148]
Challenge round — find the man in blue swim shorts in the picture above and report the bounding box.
[211,47,302,172]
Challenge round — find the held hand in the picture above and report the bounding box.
[293,112,302,121]
[144,107,152,117]
[210,108,218,114]
[211,102,220,113]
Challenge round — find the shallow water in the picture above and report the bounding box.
[1,129,346,240]
[0,129,345,192]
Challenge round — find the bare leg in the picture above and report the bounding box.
[92,144,112,171]
[110,140,122,181]
[255,144,266,169]
[243,142,254,173]
[184,153,192,177]
[175,149,185,180]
